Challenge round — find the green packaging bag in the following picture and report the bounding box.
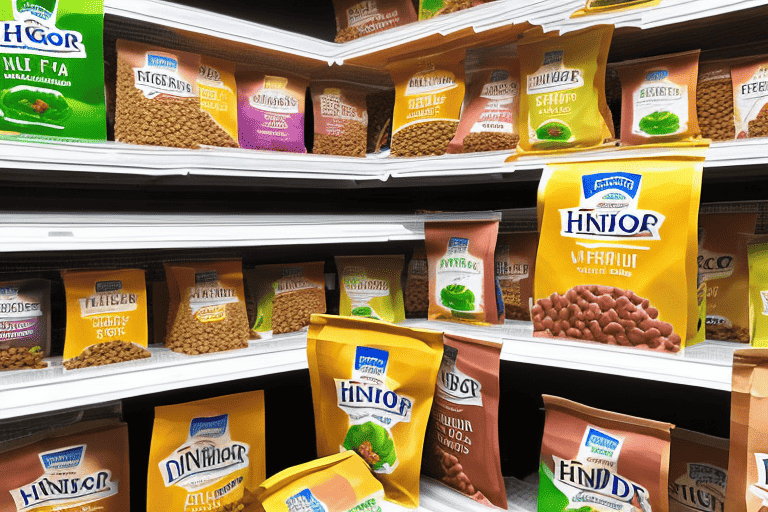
[748,239,768,346]
[0,0,106,142]
[335,255,405,324]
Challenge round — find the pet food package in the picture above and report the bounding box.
[571,0,660,17]
[698,60,735,141]
[699,212,757,342]
[517,26,614,153]
[62,268,150,369]
[367,89,395,153]
[387,49,466,157]
[539,395,673,512]
[422,334,505,509]
[496,232,538,321]
[749,240,768,346]
[244,262,326,338]
[335,255,405,324]
[616,51,701,146]
[425,218,502,325]
[311,82,368,157]
[198,56,239,146]
[332,0,417,42]
[447,51,520,154]
[669,428,729,512]
[0,279,51,371]
[255,452,385,512]
[0,421,130,511]
[307,314,443,508]
[534,147,707,353]
[0,0,107,142]
[732,58,768,139]
[237,71,308,152]
[164,260,250,355]
[404,246,429,318]
[147,391,265,512]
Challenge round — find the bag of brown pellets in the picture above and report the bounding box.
[147,390,265,512]
[367,89,395,153]
[237,71,309,153]
[517,26,613,154]
[62,269,150,370]
[0,420,130,512]
[698,60,735,141]
[616,50,701,146]
[669,428,728,512]
[0,279,50,372]
[198,56,240,147]
[699,211,757,342]
[405,246,429,318]
[164,260,250,355]
[311,82,368,157]
[244,262,326,338]
[332,0,417,43]
[387,48,466,157]
[425,218,503,325]
[447,52,520,154]
[495,232,538,321]
[732,58,768,140]
[539,395,673,512]
[423,334,506,509]
[335,255,405,324]
[534,146,708,353]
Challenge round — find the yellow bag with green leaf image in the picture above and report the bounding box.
[335,255,405,324]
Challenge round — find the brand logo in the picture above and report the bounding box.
[147,54,177,70]
[95,280,122,293]
[436,345,482,406]
[3,1,86,58]
[448,237,469,253]
[354,346,388,377]
[527,50,583,94]
[554,456,651,507]
[286,488,327,512]
[336,380,413,422]
[0,286,20,299]
[698,248,735,281]
[584,427,620,457]
[134,52,195,99]
[41,445,84,470]
[195,271,218,284]
[645,70,669,81]
[405,67,457,96]
[250,79,300,114]
[560,172,665,241]
[670,463,727,512]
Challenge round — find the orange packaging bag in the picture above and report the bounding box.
[333,0,417,42]
[198,56,239,147]
[669,428,729,512]
[62,268,150,369]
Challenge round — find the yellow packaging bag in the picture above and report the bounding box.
[387,48,466,157]
[571,0,661,17]
[147,391,266,512]
[255,452,385,512]
[533,145,707,354]
[62,268,150,369]
[198,56,239,146]
[307,314,443,508]
[516,26,614,155]
[335,255,405,324]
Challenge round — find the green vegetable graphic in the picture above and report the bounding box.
[440,284,475,311]
[638,111,679,135]
[1,87,72,128]
[343,422,397,471]
[538,461,570,512]
[536,122,572,141]
[351,306,378,319]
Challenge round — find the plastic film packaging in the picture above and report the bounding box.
[336,255,405,324]
[311,81,368,157]
[198,56,239,146]
[0,279,50,371]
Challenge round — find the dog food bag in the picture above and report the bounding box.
[255,452,385,512]
[62,268,150,369]
[198,56,239,147]
[571,0,660,17]
[616,51,701,146]
[405,246,429,318]
[237,71,308,152]
[725,349,768,512]
[425,219,502,325]
[387,48,466,157]
[448,53,520,154]
[748,240,768,346]
[534,147,707,353]
[147,391,265,512]
[244,262,326,338]
[496,232,538,321]
[422,334,505,508]
[698,60,735,141]
[311,81,368,157]
[699,212,757,342]
[164,260,250,355]
[333,0,417,42]
[517,26,613,153]
[418,0,491,20]
[0,0,107,142]
[0,421,130,512]
[669,428,729,512]
[0,279,50,371]
[307,314,443,508]
[539,395,673,512]
[335,255,405,324]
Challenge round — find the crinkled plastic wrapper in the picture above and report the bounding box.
[311,81,368,157]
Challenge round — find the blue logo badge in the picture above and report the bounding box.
[189,414,228,438]
[148,54,178,71]
[582,172,642,201]
[41,445,84,471]
[585,428,620,451]
[645,70,668,81]
[354,346,389,374]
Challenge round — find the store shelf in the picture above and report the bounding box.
[419,476,537,512]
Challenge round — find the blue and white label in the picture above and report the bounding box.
[286,488,329,512]
[40,445,84,471]
[189,414,228,438]
[354,346,389,379]
[577,425,625,465]
[133,52,196,100]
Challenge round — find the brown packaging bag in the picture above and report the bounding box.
[423,334,506,509]
[732,58,768,139]
[539,395,673,512]
[495,232,538,321]
[0,279,50,371]
[669,428,728,512]
[405,246,429,318]
[333,0,417,42]
[0,421,130,511]
[698,60,735,141]
[311,82,368,157]
[425,219,502,325]
[699,212,757,342]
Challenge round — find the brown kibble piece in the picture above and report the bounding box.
[63,340,151,370]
